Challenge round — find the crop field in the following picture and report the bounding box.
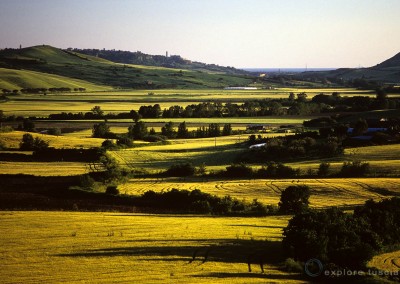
[0,211,303,284]
[118,177,400,209]
[0,131,104,149]
[368,250,400,273]
[2,87,392,116]
[0,161,88,176]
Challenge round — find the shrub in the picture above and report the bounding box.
[225,163,253,177]
[257,162,299,178]
[143,134,166,142]
[317,162,330,177]
[339,160,370,177]
[117,136,134,147]
[101,139,117,149]
[105,185,119,195]
[19,133,49,150]
[79,174,95,190]
[47,128,61,136]
[282,258,303,273]
[0,140,5,150]
[165,163,195,177]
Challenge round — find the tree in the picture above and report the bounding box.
[22,119,35,132]
[161,121,176,138]
[282,207,380,269]
[19,133,49,150]
[177,121,189,138]
[352,119,368,136]
[222,124,232,136]
[0,110,3,122]
[92,122,111,138]
[317,162,330,177]
[91,106,104,117]
[128,120,148,140]
[278,185,310,214]
[208,123,220,137]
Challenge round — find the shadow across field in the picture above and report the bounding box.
[56,239,285,267]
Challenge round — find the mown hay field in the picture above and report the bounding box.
[118,177,400,209]
[0,211,303,284]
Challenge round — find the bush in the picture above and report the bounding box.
[339,160,370,177]
[257,162,299,178]
[79,174,95,190]
[105,185,119,195]
[165,163,196,177]
[117,136,134,147]
[101,139,117,149]
[317,162,330,177]
[0,140,5,150]
[143,134,166,142]
[225,163,253,177]
[47,128,61,136]
[140,188,269,216]
[19,133,49,150]
[282,258,303,273]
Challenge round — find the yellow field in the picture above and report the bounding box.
[0,211,304,284]
[0,131,104,149]
[0,161,88,176]
[118,177,400,209]
[1,87,390,116]
[368,250,400,273]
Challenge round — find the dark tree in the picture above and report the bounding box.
[92,122,111,138]
[19,133,49,150]
[177,121,189,138]
[352,119,368,136]
[317,162,330,177]
[278,185,310,214]
[222,124,232,136]
[91,106,104,117]
[128,120,148,139]
[161,121,176,138]
[22,119,35,132]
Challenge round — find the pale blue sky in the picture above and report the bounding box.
[1,0,399,68]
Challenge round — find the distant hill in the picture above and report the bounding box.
[374,52,400,69]
[68,48,248,75]
[297,52,400,84]
[0,45,253,90]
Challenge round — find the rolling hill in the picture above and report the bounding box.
[0,45,253,90]
[298,52,400,84]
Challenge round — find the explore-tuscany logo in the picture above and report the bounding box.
[304,258,399,278]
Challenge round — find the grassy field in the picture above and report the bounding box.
[0,211,303,284]
[0,161,88,176]
[0,67,112,91]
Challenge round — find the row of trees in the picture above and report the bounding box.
[2,87,86,95]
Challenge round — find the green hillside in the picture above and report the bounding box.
[0,68,111,90]
[0,45,253,89]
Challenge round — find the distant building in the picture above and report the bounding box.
[224,87,258,90]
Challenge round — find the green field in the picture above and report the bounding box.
[0,211,301,284]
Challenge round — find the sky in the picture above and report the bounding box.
[1,0,400,68]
